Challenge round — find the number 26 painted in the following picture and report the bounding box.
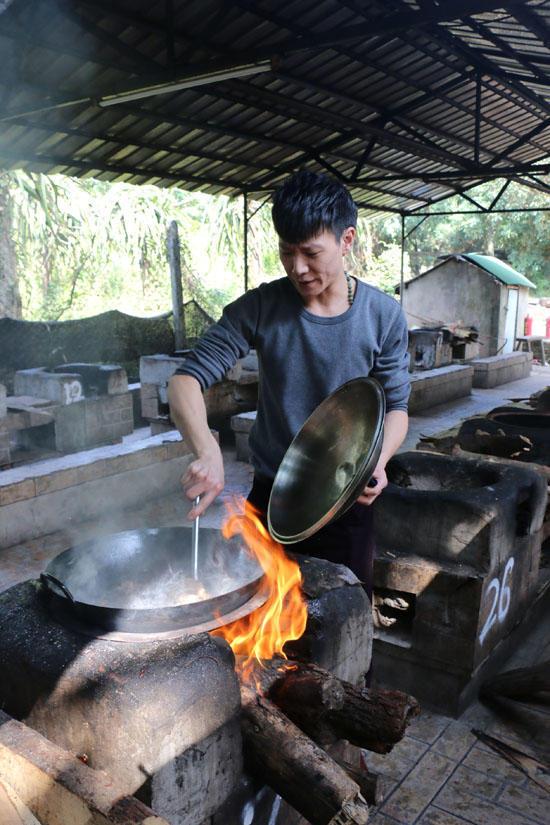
[478,557,514,646]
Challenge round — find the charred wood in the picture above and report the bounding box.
[244,659,419,754]
[325,683,419,754]
[240,684,369,825]
[481,661,550,704]
[331,752,388,808]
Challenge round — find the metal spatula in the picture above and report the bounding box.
[192,495,200,579]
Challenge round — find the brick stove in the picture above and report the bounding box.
[140,353,258,437]
[0,553,378,825]
[7,363,133,459]
[372,451,547,716]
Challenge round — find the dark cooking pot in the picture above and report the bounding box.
[41,526,265,636]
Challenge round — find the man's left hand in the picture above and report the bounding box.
[356,461,387,506]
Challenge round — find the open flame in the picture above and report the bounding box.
[212,498,307,679]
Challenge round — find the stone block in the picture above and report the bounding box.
[139,354,185,386]
[103,364,128,394]
[0,429,10,468]
[0,479,36,507]
[0,586,241,825]
[472,352,532,388]
[54,393,133,452]
[0,446,193,549]
[14,368,84,406]
[34,468,79,496]
[231,411,256,462]
[409,365,473,414]
[0,384,6,420]
[140,383,160,419]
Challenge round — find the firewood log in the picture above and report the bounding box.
[330,752,387,808]
[240,684,369,825]
[246,659,418,754]
[481,661,550,703]
[325,683,420,754]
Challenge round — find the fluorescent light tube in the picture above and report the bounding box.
[98,60,272,107]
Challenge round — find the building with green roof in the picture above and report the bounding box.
[399,253,535,357]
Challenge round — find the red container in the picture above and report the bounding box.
[546,317,550,339]
[524,315,533,336]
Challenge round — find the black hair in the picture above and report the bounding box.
[271,170,358,244]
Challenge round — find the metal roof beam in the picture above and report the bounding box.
[0,75,311,155]
[487,117,550,166]
[314,0,550,167]
[275,69,498,163]
[361,0,550,130]
[4,114,277,178]
[0,148,240,191]
[49,0,164,73]
[254,1,529,56]
[221,80,472,168]
[511,4,550,48]
[464,15,550,89]
[356,163,550,182]
[233,0,536,162]
[0,75,412,184]
[402,206,550,215]
[312,155,430,203]
[514,175,550,197]
[425,24,550,117]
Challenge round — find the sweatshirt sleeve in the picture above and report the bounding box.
[175,288,260,390]
[371,303,410,412]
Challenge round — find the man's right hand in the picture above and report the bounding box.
[181,445,225,520]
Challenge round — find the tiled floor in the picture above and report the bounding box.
[366,695,550,825]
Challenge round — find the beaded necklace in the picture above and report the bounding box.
[345,271,355,307]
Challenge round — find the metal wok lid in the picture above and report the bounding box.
[268,377,385,544]
[41,526,265,637]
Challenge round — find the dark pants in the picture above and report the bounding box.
[247,475,375,600]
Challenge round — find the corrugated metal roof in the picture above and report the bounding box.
[0,0,548,214]
[463,252,537,288]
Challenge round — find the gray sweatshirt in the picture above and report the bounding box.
[176,277,410,480]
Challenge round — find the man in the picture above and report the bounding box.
[168,170,410,595]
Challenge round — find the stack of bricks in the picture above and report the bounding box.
[140,352,259,435]
[8,364,134,455]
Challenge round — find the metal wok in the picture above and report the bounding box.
[41,527,265,636]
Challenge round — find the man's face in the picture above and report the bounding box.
[278,227,355,301]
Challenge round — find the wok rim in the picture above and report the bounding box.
[42,526,266,634]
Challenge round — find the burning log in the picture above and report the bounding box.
[325,682,419,754]
[248,659,419,754]
[240,684,369,825]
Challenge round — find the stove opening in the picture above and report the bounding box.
[373,587,416,648]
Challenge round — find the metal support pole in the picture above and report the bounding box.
[243,191,249,292]
[474,70,482,165]
[400,214,405,309]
